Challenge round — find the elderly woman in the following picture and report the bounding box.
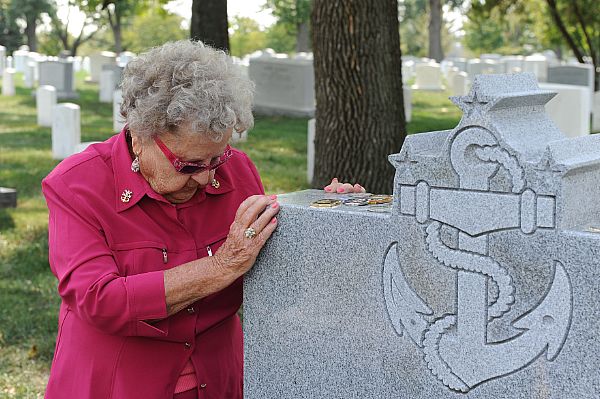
[42,40,363,399]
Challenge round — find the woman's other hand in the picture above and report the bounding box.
[212,195,280,276]
[324,178,366,194]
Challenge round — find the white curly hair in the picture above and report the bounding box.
[120,40,254,142]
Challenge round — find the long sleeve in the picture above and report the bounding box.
[43,174,168,337]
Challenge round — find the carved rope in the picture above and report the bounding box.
[422,221,516,391]
[422,314,469,392]
[475,146,525,193]
[425,221,515,320]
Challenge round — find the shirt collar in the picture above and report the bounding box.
[112,127,235,213]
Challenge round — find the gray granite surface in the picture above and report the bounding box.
[244,73,600,398]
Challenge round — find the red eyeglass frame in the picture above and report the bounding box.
[153,136,233,174]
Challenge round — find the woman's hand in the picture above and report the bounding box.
[212,195,280,276]
[324,178,366,194]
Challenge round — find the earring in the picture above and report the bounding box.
[131,155,140,173]
[211,178,220,189]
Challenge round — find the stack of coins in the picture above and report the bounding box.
[310,198,342,208]
[311,193,394,213]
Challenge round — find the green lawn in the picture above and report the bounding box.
[0,72,460,398]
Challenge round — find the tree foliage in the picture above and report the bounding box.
[464,0,599,89]
[264,22,296,54]
[0,0,22,51]
[8,0,54,51]
[49,0,102,56]
[122,6,186,54]
[399,0,459,58]
[263,0,311,52]
[229,16,266,57]
[228,16,297,57]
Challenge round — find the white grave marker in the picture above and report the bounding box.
[500,56,524,73]
[540,83,591,138]
[24,61,35,88]
[307,118,315,184]
[100,70,115,103]
[12,49,29,73]
[52,103,81,159]
[88,51,116,83]
[117,51,136,67]
[523,54,548,82]
[404,86,412,123]
[2,68,16,96]
[452,72,469,96]
[412,63,444,91]
[0,45,6,75]
[593,91,600,133]
[37,85,57,127]
[113,89,125,132]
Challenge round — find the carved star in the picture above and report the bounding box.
[451,90,494,120]
[534,151,565,188]
[391,148,418,182]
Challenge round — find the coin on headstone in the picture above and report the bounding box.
[349,192,373,198]
[343,198,370,206]
[310,199,342,208]
[368,194,393,204]
[367,204,392,213]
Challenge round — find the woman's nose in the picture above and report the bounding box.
[190,170,211,186]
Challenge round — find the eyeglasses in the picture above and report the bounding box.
[153,136,233,174]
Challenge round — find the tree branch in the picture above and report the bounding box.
[106,6,116,30]
[571,1,596,65]
[545,0,585,62]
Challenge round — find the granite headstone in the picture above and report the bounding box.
[248,51,315,117]
[547,65,594,104]
[38,60,77,99]
[245,73,600,398]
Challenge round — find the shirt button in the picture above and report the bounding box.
[200,384,207,389]
[187,307,195,314]
[184,342,191,349]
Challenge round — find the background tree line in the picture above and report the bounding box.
[0,0,596,192]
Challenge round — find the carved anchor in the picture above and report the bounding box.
[383,128,573,392]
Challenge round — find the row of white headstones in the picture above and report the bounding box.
[33,85,125,160]
[405,57,600,138]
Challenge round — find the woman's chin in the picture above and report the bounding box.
[165,187,198,203]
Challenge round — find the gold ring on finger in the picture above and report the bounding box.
[244,227,257,239]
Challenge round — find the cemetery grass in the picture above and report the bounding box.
[0,73,460,398]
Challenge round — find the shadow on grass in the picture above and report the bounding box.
[0,224,58,363]
[0,209,15,231]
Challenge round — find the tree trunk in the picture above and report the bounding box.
[545,0,585,62]
[191,0,229,51]
[25,15,37,52]
[107,7,123,54]
[296,22,310,52]
[428,0,443,62]
[311,0,406,194]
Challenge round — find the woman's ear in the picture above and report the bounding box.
[131,134,143,156]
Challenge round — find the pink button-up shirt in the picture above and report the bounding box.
[42,129,264,399]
